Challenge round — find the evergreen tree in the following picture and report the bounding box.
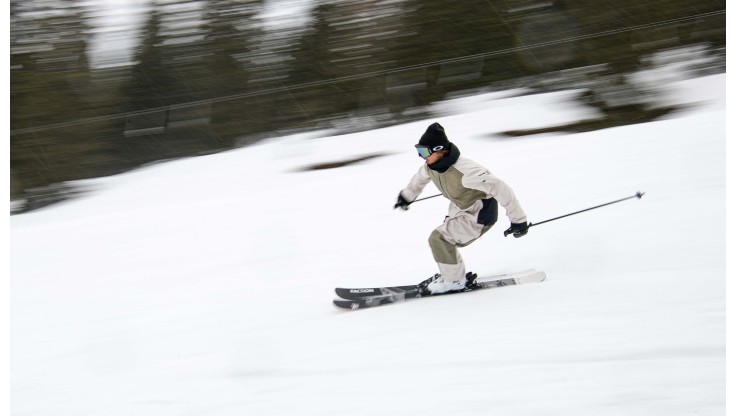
[121,2,219,162]
[398,1,529,101]
[286,0,407,125]
[200,0,265,139]
[10,0,119,199]
[285,2,339,122]
[123,9,178,112]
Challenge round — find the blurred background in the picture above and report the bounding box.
[9,0,726,213]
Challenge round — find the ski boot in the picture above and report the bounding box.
[418,272,479,296]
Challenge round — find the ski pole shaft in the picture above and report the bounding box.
[529,191,645,229]
[411,193,442,204]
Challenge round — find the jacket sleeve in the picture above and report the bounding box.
[400,165,432,202]
[462,167,527,224]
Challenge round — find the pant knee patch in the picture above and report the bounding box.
[429,229,458,264]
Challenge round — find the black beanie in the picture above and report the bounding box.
[419,122,450,150]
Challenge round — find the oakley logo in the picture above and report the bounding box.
[432,145,444,151]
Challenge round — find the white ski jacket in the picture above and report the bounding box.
[401,155,527,225]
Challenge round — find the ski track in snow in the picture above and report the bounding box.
[10,74,725,416]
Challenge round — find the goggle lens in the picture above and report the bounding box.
[415,145,432,158]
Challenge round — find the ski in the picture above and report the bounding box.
[335,269,537,300]
[333,270,546,310]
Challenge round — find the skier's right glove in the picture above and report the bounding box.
[504,222,529,238]
[394,192,410,210]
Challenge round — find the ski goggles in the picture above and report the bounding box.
[415,144,445,159]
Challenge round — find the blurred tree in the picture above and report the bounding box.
[400,1,504,68]
[121,0,269,160]
[120,7,178,163]
[10,0,120,200]
[123,9,176,112]
[390,1,524,107]
[286,0,407,126]
[285,3,338,122]
[122,2,218,162]
[555,0,725,71]
[200,0,265,139]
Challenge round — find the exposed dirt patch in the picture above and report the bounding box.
[499,105,685,137]
[297,153,391,171]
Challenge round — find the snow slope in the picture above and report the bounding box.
[11,74,726,416]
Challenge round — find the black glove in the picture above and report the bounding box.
[394,192,410,210]
[504,222,529,238]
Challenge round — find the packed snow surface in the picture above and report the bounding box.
[11,74,725,415]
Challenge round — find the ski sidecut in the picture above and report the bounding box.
[333,270,545,310]
[335,269,537,300]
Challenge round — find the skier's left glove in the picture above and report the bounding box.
[504,222,529,238]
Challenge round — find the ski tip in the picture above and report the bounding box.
[334,287,379,300]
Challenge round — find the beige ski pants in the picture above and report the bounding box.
[428,199,496,281]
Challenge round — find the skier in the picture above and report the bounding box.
[394,122,529,295]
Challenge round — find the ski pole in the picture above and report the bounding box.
[506,191,645,236]
[412,193,442,204]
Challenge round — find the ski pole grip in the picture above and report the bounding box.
[504,222,534,237]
